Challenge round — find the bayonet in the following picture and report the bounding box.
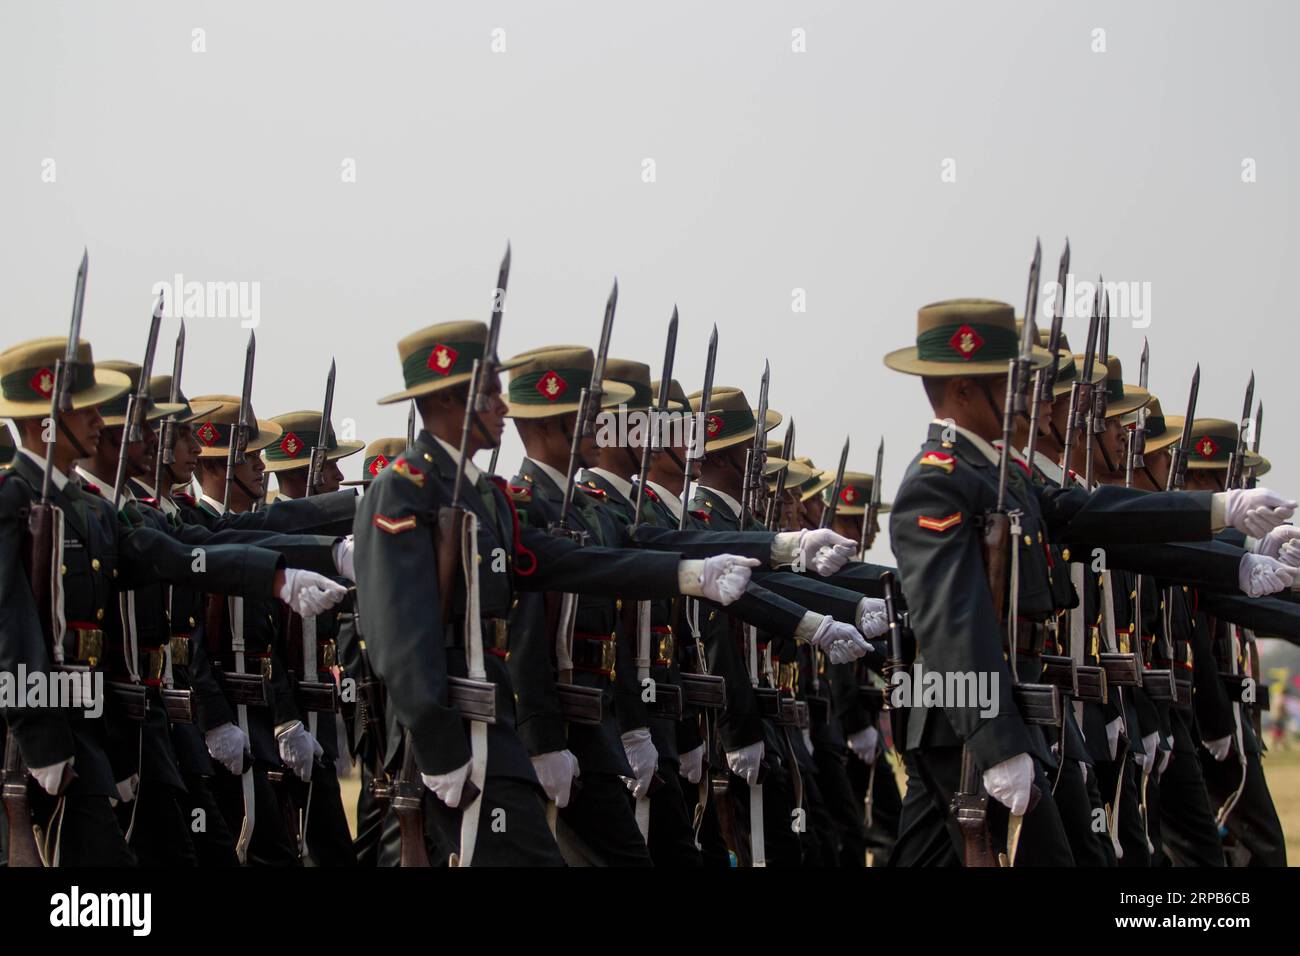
[1125,338,1150,487]
[679,325,718,530]
[765,419,795,530]
[739,361,770,527]
[110,291,165,507]
[634,306,678,523]
[305,359,337,498]
[1166,365,1200,491]
[859,437,884,558]
[223,332,257,511]
[154,322,186,497]
[1245,401,1263,487]
[1092,281,1110,434]
[819,436,851,529]
[1226,372,1255,490]
[39,250,90,505]
[406,401,416,448]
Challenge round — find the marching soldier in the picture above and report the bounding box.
[354,321,760,865]
[882,298,1297,866]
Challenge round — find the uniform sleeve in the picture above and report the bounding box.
[890,465,1030,770]
[751,570,864,623]
[354,473,469,776]
[1039,485,1215,546]
[516,525,682,598]
[116,523,283,599]
[0,487,76,768]
[1100,540,1243,593]
[627,524,775,564]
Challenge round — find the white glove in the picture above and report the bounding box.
[114,774,139,804]
[809,615,869,664]
[530,749,580,807]
[332,535,356,580]
[276,719,324,781]
[847,726,879,764]
[801,728,815,756]
[1217,488,1297,537]
[1203,735,1232,761]
[205,721,250,775]
[725,740,764,786]
[857,597,889,639]
[679,743,705,785]
[422,759,472,807]
[1134,731,1159,769]
[1158,735,1174,775]
[1279,540,1300,568]
[786,528,857,575]
[1237,553,1300,597]
[29,758,74,797]
[982,752,1035,815]
[620,728,659,798]
[279,568,348,616]
[1106,717,1123,761]
[680,555,761,606]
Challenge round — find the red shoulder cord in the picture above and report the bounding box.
[488,475,537,576]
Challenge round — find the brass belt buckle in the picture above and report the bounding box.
[491,619,510,652]
[143,649,166,683]
[260,657,273,680]
[319,639,337,669]
[168,635,191,666]
[75,628,104,666]
[777,662,798,693]
[655,631,675,666]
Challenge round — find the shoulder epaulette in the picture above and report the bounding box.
[690,508,710,523]
[390,455,426,488]
[643,484,659,502]
[81,481,103,497]
[918,451,956,474]
[579,483,606,499]
[507,483,532,504]
[174,491,196,506]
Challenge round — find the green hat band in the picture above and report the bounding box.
[1143,414,1167,439]
[824,483,870,508]
[191,420,246,449]
[915,323,1021,364]
[2,361,96,403]
[1105,377,1125,403]
[1188,433,1232,464]
[509,368,592,406]
[265,428,339,464]
[1054,355,1076,384]
[704,407,756,442]
[99,393,160,421]
[616,381,654,409]
[402,341,484,390]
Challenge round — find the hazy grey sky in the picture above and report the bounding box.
[3,0,1296,558]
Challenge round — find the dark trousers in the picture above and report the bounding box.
[560,771,652,866]
[722,765,803,867]
[178,771,239,866]
[897,746,1074,867]
[889,750,959,866]
[848,750,903,864]
[816,747,868,867]
[303,766,357,867]
[1094,754,1151,866]
[1054,759,1113,866]
[116,782,198,866]
[353,761,387,867]
[1153,747,1224,866]
[29,790,137,867]
[212,761,301,866]
[426,773,564,866]
[1201,747,1286,867]
[640,766,703,866]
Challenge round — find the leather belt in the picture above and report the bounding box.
[1012,621,1049,655]
[64,623,104,666]
[572,632,617,677]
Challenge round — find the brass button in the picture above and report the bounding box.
[1023,535,1032,546]
[504,651,511,662]
[96,608,105,621]
[1037,532,1043,543]
[513,692,519,702]
[1062,548,1071,562]
[92,558,101,571]
[112,569,118,578]
[188,616,196,627]
[423,453,433,462]
[60,564,67,575]
[615,599,623,611]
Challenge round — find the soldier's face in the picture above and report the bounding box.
[236,451,266,497]
[1100,417,1128,475]
[803,495,825,529]
[171,423,200,482]
[1140,447,1170,490]
[831,513,860,541]
[62,405,104,457]
[1185,469,1225,493]
[124,420,157,476]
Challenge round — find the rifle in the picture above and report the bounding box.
[957,241,1054,867]
[859,438,884,560]
[110,294,165,507]
[395,246,511,865]
[1167,367,1200,492]
[1083,284,1110,487]
[1225,372,1255,492]
[406,401,416,449]
[6,251,88,867]
[1244,401,1262,489]
[765,419,795,531]
[819,436,850,530]
[679,325,718,531]
[879,571,911,751]
[738,362,770,528]
[153,323,186,498]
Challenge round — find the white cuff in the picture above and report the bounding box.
[794,610,825,642]
[677,559,705,596]
[1211,492,1227,533]
[770,531,801,568]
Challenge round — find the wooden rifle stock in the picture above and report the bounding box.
[952,746,998,867]
[981,511,1010,624]
[3,738,42,867]
[393,729,431,867]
